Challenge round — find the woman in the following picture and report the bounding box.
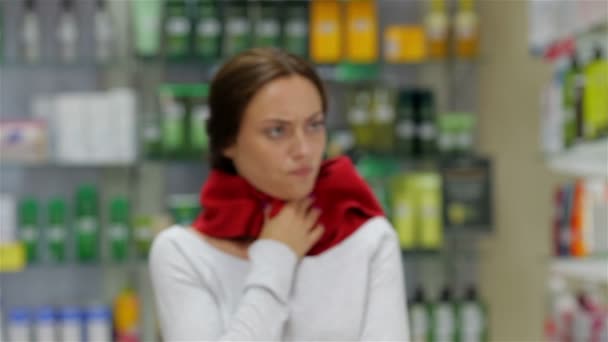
[149,48,410,341]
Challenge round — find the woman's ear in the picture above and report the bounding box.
[223,145,236,159]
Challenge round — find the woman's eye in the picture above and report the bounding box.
[266,126,285,138]
[309,120,326,131]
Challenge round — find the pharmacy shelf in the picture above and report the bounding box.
[551,257,608,284]
[547,138,608,178]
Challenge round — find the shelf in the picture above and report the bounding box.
[551,257,608,283]
[547,138,608,177]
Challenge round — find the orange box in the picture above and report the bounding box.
[384,25,427,63]
[310,0,343,63]
[345,0,378,63]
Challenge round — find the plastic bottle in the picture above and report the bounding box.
[94,0,114,63]
[7,308,31,342]
[454,0,478,59]
[59,306,83,341]
[57,0,79,63]
[19,197,39,263]
[114,288,140,342]
[22,0,40,64]
[425,0,448,59]
[410,286,431,342]
[35,306,57,342]
[164,0,191,59]
[583,46,608,139]
[109,197,130,263]
[431,287,457,342]
[47,198,68,263]
[395,90,417,156]
[194,0,221,60]
[86,305,113,342]
[75,185,100,262]
[457,286,488,342]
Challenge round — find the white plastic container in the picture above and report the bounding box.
[7,308,30,342]
[35,307,57,342]
[59,307,82,342]
[85,305,112,342]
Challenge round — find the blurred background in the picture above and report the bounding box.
[0,0,606,341]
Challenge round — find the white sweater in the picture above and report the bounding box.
[149,216,410,341]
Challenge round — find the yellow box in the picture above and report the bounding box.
[345,0,378,63]
[0,243,26,273]
[384,25,427,63]
[310,0,343,63]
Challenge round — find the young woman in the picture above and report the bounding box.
[149,48,410,341]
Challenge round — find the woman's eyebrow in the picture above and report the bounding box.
[261,111,324,124]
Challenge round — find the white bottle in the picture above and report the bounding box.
[85,305,112,342]
[35,307,57,342]
[22,0,40,64]
[57,0,78,63]
[7,308,31,342]
[59,307,82,342]
[94,0,113,63]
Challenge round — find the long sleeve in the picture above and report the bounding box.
[359,226,411,341]
[149,230,298,341]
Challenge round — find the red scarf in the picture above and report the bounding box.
[192,156,384,256]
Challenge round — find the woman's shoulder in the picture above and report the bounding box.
[334,216,399,256]
[149,225,204,269]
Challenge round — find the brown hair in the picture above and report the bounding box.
[207,48,327,174]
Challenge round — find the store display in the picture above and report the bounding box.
[158,83,210,160]
[409,287,431,342]
[371,87,396,151]
[22,0,40,64]
[438,113,476,156]
[345,0,378,63]
[310,0,342,63]
[441,157,493,231]
[0,119,49,164]
[52,89,137,165]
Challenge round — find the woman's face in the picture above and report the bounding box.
[224,75,326,201]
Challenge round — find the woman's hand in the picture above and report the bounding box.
[259,197,324,258]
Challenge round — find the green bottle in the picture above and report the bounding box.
[457,286,488,342]
[131,0,163,58]
[47,198,68,263]
[188,84,210,158]
[108,197,130,263]
[395,90,416,157]
[416,90,438,159]
[223,0,251,57]
[431,287,457,342]
[252,1,280,48]
[282,1,308,57]
[133,216,154,259]
[562,55,581,148]
[371,87,396,152]
[19,198,39,264]
[160,84,189,159]
[75,185,99,263]
[583,46,608,139]
[164,0,191,59]
[348,88,373,150]
[194,0,221,60]
[410,286,432,342]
